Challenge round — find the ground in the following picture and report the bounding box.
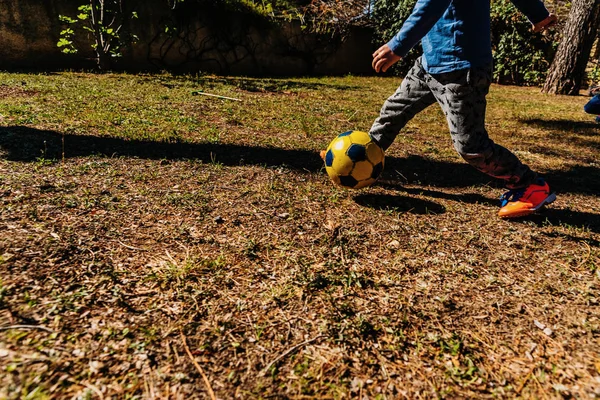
[0,72,599,399]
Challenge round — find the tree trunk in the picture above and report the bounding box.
[541,0,600,95]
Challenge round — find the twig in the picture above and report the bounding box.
[259,335,324,376]
[81,382,105,400]
[515,367,534,395]
[67,379,104,400]
[0,324,53,333]
[117,240,147,251]
[191,91,241,101]
[576,242,592,269]
[179,330,216,400]
[531,370,548,400]
[346,110,359,122]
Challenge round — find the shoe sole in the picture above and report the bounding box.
[499,192,557,219]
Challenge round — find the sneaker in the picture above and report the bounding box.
[595,115,600,124]
[498,178,556,218]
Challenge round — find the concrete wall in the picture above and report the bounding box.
[0,0,375,76]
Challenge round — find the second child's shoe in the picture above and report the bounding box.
[595,115,600,124]
[498,178,556,218]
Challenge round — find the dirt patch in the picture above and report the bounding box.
[0,84,39,99]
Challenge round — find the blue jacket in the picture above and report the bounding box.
[387,0,550,74]
[584,94,600,114]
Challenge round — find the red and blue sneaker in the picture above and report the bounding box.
[498,178,556,218]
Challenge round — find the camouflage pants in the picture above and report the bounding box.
[369,57,537,189]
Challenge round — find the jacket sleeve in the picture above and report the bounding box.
[386,0,452,57]
[509,0,550,24]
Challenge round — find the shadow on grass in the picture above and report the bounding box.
[1,125,599,198]
[521,118,599,136]
[353,193,446,215]
[0,125,325,171]
[144,75,361,93]
[378,181,496,206]
[383,155,600,198]
[198,76,361,93]
[517,207,600,234]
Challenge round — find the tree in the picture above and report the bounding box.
[58,0,138,70]
[541,0,600,95]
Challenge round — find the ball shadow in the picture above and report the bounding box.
[378,181,496,206]
[353,193,446,215]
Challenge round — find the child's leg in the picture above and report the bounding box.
[428,65,537,189]
[369,57,437,151]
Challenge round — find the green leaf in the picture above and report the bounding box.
[59,15,77,24]
[57,38,72,48]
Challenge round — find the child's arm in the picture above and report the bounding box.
[533,14,557,32]
[386,0,452,59]
[510,0,557,32]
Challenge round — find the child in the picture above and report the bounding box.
[368,0,557,218]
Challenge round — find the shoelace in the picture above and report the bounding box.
[499,188,525,207]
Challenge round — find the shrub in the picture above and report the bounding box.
[490,0,557,85]
[370,0,419,76]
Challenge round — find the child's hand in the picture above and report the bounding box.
[372,44,402,73]
[533,13,557,32]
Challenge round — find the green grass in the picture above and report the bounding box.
[0,71,599,399]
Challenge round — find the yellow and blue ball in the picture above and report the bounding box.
[324,130,385,189]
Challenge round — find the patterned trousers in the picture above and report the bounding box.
[369,57,537,189]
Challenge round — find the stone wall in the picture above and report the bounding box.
[0,0,374,76]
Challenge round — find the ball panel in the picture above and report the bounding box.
[339,175,359,188]
[325,149,334,167]
[371,162,384,180]
[365,142,384,165]
[352,160,374,181]
[353,177,376,189]
[332,136,351,152]
[346,143,367,162]
[338,130,353,137]
[348,130,371,146]
[328,136,354,175]
[330,156,353,176]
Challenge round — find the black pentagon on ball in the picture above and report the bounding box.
[339,175,358,188]
[338,130,353,137]
[371,162,384,179]
[346,143,367,162]
[325,149,334,167]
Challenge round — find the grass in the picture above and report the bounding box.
[0,71,599,399]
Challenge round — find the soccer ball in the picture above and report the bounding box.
[323,130,385,189]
